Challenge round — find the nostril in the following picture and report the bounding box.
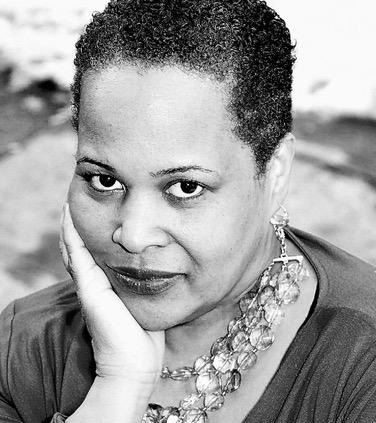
[111,222,170,254]
[112,226,122,245]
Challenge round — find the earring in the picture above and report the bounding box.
[270,205,290,260]
[270,205,304,267]
[270,204,289,228]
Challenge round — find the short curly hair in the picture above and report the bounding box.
[72,0,295,174]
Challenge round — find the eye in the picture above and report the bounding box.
[166,181,204,199]
[90,175,124,192]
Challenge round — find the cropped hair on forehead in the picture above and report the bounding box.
[72,0,296,175]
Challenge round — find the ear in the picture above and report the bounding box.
[267,133,296,210]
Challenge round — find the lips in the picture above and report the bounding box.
[106,265,185,295]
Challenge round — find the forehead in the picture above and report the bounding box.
[80,64,231,132]
[78,64,255,176]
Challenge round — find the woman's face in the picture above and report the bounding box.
[69,65,282,330]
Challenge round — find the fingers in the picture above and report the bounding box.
[59,204,149,348]
[59,204,166,377]
[60,203,112,296]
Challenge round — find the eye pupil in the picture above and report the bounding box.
[99,175,115,187]
[181,181,198,194]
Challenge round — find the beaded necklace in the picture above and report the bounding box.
[142,216,308,423]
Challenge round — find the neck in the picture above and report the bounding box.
[163,228,281,369]
[163,302,239,368]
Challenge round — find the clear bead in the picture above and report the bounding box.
[246,301,260,315]
[180,393,201,410]
[264,301,285,325]
[160,407,180,423]
[228,318,244,334]
[181,408,207,423]
[277,269,291,284]
[143,404,163,422]
[170,367,193,380]
[244,307,263,329]
[287,262,300,279]
[269,273,279,287]
[194,355,212,374]
[213,351,235,373]
[222,369,241,393]
[220,371,230,390]
[297,265,310,282]
[258,286,275,306]
[270,209,289,226]
[196,372,221,394]
[161,366,170,378]
[211,337,230,356]
[204,392,225,411]
[142,414,157,423]
[259,272,270,288]
[276,281,300,304]
[237,351,257,370]
[230,331,251,352]
[239,293,257,313]
[249,325,275,350]
[228,318,237,333]
[275,280,289,298]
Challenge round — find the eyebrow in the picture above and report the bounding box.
[76,157,116,172]
[76,157,217,177]
[151,166,217,177]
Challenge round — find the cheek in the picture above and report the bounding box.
[180,193,266,267]
[68,181,115,257]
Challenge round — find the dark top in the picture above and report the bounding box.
[0,228,376,423]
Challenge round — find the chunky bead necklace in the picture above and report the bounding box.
[142,217,309,423]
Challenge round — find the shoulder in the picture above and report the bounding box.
[308,307,376,402]
[296,307,376,393]
[312,306,376,346]
[295,305,376,367]
[287,227,376,320]
[0,280,84,396]
[0,281,92,421]
[8,279,82,344]
[0,281,89,420]
[6,279,83,359]
[277,306,376,422]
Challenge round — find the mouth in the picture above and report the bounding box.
[106,265,185,295]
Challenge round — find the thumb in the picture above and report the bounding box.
[60,203,111,297]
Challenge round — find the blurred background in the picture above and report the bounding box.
[0,0,375,310]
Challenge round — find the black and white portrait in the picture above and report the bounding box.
[0,1,375,422]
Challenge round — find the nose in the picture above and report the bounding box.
[112,194,170,254]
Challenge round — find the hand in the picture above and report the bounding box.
[59,203,165,385]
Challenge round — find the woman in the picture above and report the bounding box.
[1,1,376,422]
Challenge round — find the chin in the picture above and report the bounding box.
[132,309,178,332]
[138,318,170,332]
[116,292,181,332]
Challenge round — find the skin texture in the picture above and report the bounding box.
[68,65,294,350]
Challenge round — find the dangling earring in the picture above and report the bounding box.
[270,204,289,228]
[270,205,302,265]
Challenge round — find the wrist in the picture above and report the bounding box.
[95,361,161,384]
[66,375,155,423]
